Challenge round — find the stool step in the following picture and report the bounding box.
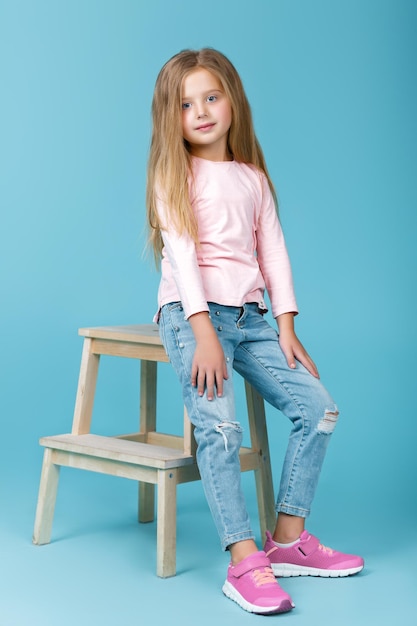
[39,434,195,469]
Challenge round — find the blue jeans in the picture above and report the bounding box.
[159,302,338,551]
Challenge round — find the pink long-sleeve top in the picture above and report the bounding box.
[154,156,298,321]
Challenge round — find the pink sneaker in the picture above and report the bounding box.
[264,530,364,577]
[222,551,294,614]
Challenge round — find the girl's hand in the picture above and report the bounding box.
[189,312,229,400]
[276,312,320,379]
[191,337,228,400]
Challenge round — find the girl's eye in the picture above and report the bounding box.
[207,95,217,102]
[182,102,191,110]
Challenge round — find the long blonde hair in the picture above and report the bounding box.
[146,48,277,261]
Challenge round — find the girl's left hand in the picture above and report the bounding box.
[276,313,320,378]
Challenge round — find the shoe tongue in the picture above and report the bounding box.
[299,530,310,541]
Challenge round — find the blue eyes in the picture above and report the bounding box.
[182,95,218,110]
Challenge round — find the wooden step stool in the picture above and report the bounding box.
[33,324,276,577]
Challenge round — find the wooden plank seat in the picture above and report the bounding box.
[39,434,197,469]
[33,324,275,577]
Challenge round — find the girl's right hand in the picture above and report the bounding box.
[189,312,229,400]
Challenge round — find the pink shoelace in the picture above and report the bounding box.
[252,567,277,587]
[318,543,334,555]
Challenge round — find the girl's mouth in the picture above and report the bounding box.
[196,123,215,131]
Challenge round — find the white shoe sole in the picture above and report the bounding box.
[222,580,294,614]
[271,563,364,577]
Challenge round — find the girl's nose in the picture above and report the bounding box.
[197,105,208,118]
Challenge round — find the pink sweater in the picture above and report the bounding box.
[155,156,298,321]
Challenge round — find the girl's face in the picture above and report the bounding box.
[181,68,232,161]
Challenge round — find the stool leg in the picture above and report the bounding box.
[138,360,157,523]
[245,381,276,539]
[138,483,155,523]
[33,448,60,545]
[156,469,177,577]
[71,338,100,435]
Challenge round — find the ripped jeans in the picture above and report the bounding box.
[159,302,338,551]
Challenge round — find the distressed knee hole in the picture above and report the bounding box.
[214,420,242,452]
[317,407,339,434]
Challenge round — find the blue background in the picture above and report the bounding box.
[1,1,416,624]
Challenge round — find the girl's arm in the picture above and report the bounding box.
[157,195,208,319]
[255,176,319,378]
[276,312,319,378]
[157,198,228,398]
[255,176,298,319]
[188,312,229,400]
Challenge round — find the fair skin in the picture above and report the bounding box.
[181,67,233,162]
[182,68,320,565]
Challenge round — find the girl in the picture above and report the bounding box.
[146,48,363,615]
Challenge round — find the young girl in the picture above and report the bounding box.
[146,48,363,615]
